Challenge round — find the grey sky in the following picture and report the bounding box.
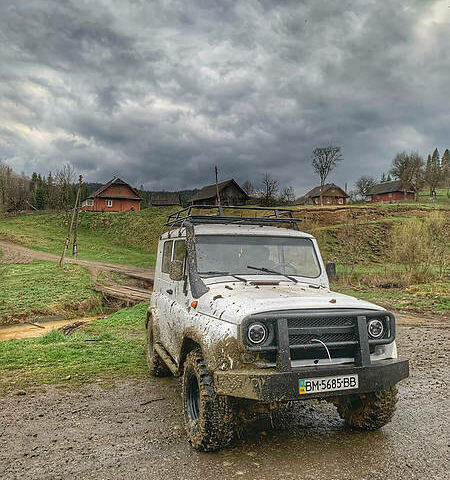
[0,0,449,195]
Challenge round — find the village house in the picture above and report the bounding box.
[366,180,415,203]
[190,179,248,206]
[81,177,142,212]
[298,183,349,206]
[150,192,182,206]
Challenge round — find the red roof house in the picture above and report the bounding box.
[81,178,142,212]
[299,184,349,206]
[367,180,414,203]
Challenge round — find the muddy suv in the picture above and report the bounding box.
[146,206,409,451]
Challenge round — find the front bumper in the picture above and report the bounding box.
[214,358,409,402]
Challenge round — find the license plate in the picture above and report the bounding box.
[299,374,358,395]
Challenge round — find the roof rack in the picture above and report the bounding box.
[165,205,301,230]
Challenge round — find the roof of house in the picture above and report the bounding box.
[304,183,349,198]
[150,192,181,206]
[88,178,142,200]
[190,179,249,202]
[367,180,413,195]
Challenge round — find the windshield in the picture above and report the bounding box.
[196,235,321,278]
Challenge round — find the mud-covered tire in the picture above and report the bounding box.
[182,350,235,451]
[336,387,398,430]
[146,322,171,377]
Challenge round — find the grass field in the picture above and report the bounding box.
[0,207,178,267]
[0,303,148,394]
[0,261,101,325]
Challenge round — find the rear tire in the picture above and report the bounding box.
[182,350,235,451]
[336,387,398,430]
[146,321,171,377]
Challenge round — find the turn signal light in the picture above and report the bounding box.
[191,301,198,309]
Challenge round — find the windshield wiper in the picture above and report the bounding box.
[247,265,298,283]
[198,271,247,282]
[247,266,322,289]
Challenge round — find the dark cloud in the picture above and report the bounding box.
[0,0,448,195]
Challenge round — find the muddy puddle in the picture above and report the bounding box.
[0,317,99,341]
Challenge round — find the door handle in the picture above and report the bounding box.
[166,289,173,295]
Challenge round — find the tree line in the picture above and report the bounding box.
[0,163,90,213]
[353,148,450,201]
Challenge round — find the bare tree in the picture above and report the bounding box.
[354,176,376,200]
[242,180,254,196]
[279,186,296,205]
[311,146,343,206]
[260,173,279,206]
[390,151,425,200]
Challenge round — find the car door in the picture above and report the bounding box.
[156,238,188,362]
[164,239,188,363]
[154,239,174,350]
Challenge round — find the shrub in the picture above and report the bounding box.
[390,212,449,282]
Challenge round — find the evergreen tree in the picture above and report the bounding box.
[425,149,441,198]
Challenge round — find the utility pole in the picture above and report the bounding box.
[59,176,82,267]
[72,175,83,258]
[215,165,221,205]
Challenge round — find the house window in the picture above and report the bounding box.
[86,199,94,206]
[326,197,331,204]
[338,197,343,205]
[106,200,113,207]
[162,241,173,273]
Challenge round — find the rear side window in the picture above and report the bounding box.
[173,240,186,263]
[162,241,173,273]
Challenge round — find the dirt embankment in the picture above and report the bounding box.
[0,320,448,480]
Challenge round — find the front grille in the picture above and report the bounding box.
[289,332,356,346]
[287,316,355,329]
[244,309,396,371]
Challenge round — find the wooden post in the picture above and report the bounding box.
[72,175,83,258]
[215,165,221,205]
[59,178,81,267]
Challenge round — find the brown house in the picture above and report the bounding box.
[300,183,349,206]
[150,192,181,206]
[367,180,414,203]
[190,179,249,206]
[81,178,142,212]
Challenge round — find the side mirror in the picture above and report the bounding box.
[325,262,336,282]
[169,260,184,282]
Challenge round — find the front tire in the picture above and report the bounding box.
[146,321,171,377]
[182,350,235,451]
[336,387,398,430]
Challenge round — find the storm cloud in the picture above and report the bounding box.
[0,0,449,194]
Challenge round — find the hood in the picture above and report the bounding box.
[196,281,384,324]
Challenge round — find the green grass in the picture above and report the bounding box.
[0,260,101,324]
[417,188,450,206]
[334,282,450,314]
[0,207,178,267]
[0,303,148,394]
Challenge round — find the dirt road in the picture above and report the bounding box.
[0,320,448,480]
[0,240,153,305]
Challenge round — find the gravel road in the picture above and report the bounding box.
[0,322,448,480]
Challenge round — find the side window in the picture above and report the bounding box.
[173,240,186,276]
[174,240,186,262]
[162,241,173,273]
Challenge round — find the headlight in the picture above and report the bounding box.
[368,319,384,339]
[247,322,268,345]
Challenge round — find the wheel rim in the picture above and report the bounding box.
[186,372,201,421]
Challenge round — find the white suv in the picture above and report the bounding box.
[146,206,409,451]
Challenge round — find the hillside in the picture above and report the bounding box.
[0,203,448,314]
